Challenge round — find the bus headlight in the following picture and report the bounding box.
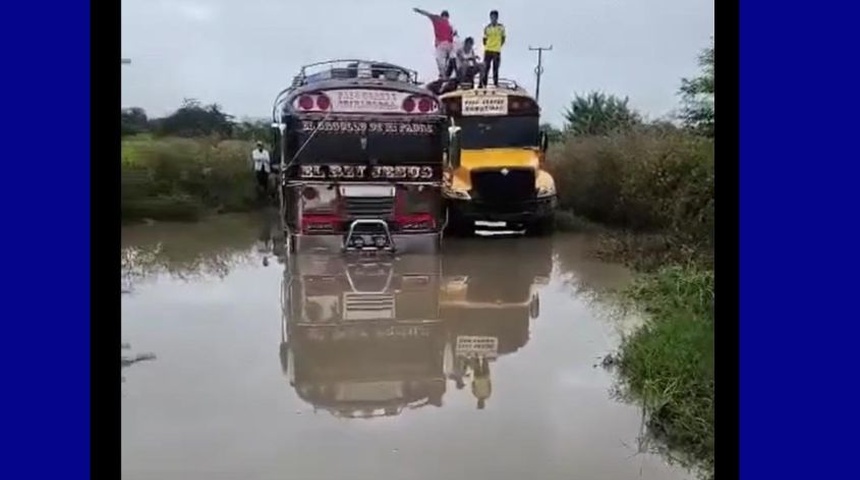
[536,184,556,197]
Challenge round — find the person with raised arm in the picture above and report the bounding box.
[413,7,458,78]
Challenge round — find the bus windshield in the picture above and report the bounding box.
[457,116,540,150]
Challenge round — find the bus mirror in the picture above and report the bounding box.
[448,125,462,137]
[448,130,462,168]
[539,131,549,152]
[271,122,287,133]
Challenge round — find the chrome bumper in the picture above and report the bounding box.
[290,232,441,255]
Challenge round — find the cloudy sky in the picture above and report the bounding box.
[121,0,713,125]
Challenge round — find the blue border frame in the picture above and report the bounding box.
[740,2,860,478]
[3,1,91,478]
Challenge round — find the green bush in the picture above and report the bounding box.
[618,266,714,476]
[121,136,259,222]
[547,129,714,251]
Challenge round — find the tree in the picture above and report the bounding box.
[232,118,272,143]
[679,39,714,137]
[121,107,150,136]
[563,92,641,136]
[155,98,235,138]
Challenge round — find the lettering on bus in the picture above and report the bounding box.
[304,325,432,342]
[461,95,509,116]
[331,89,402,112]
[300,120,437,135]
[299,164,437,180]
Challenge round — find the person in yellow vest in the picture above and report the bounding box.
[471,355,492,409]
[481,10,506,87]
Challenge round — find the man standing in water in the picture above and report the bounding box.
[413,7,457,78]
[251,141,271,198]
[481,10,506,87]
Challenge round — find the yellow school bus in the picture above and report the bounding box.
[438,80,557,236]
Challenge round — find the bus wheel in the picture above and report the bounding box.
[448,219,476,237]
[526,216,555,237]
[444,210,471,237]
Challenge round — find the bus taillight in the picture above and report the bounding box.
[402,95,439,114]
[300,186,342,234]
[395,185,437,231]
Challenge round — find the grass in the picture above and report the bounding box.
[121,136,262,223]
[618,266,714,477]
[547,128,714,477]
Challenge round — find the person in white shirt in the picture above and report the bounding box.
[454,37,483,85]
[251,141,271,196]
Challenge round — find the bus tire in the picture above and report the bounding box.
[444,207,471,237]
[527,216,555,237]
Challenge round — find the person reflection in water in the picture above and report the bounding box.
[450,355,468,390]
[257,213,274,266]
[471,356,492,409]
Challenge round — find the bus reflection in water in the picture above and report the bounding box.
[280,254,446,418]
[278,238,553,415]
[440,238,553,410]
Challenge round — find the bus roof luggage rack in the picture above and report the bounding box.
[455,76,523,92]
[290,59,420,88]
[491,78,521,91]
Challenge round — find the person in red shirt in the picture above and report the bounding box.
[413,7,457,78]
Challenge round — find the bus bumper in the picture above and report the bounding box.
[290,232,441,255]
[447,196,557,228]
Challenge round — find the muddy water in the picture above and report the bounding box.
[121,213,692,480]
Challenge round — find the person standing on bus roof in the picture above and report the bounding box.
[413,7,458,78]
[481,10,506,87]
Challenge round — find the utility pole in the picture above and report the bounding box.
[528,45,552,103]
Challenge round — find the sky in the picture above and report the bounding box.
[121,0,714,126]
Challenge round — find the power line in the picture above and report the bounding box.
[528,45,552,103]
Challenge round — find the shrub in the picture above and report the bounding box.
[121,136,258,222]
[546,128,714,251]
[563,92,642,136]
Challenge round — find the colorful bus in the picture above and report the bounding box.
[271,60,461,254]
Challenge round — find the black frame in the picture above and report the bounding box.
[715,0,740,475]
[93,0,121,478]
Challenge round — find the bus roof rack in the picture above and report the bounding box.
[492,78,523,91]
[290,59,420,88]
[451,75,526,93]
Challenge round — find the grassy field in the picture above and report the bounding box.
[547,128,715,478]
[121,136,261,222]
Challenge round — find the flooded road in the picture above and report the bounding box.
[121,213,692,480]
